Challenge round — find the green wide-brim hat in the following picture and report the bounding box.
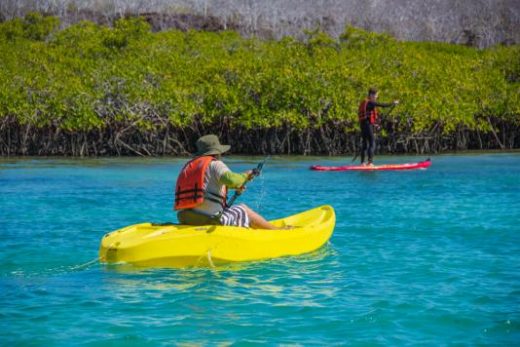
[193,134,231,156]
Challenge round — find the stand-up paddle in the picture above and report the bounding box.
[311,158,431,171]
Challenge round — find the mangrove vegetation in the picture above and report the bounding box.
[0,13,519,156]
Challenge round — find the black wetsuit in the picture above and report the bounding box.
[360,101,393,164]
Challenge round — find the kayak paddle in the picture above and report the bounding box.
[225,156,269,208]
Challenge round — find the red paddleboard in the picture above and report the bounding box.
[310,158,431,171]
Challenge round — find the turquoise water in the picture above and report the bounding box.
[1,154,519,345]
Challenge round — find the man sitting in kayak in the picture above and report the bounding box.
[358,88,399,166]
[174,134,282,230]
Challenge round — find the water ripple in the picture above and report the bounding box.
[1,154,519,345]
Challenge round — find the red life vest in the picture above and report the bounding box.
[174,156,227,210]
[358,99,378,124]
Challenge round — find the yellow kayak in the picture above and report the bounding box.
[99,205,335,267]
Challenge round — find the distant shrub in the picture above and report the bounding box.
[102,17,151,50]
[0,12,61,41]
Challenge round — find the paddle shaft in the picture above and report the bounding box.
[226,168,259,207]
[217,157,269,217]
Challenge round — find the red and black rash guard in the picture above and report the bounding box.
[361,101,394,125]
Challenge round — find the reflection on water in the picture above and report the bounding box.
[99,245,341,309]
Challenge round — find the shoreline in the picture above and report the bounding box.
[2,149,519,161]
[2,118,518,157]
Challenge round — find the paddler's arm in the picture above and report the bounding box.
[372,101,397,108]
[219,171,249,189]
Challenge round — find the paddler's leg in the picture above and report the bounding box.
[360,139,366,165]
[241,204,284,230]
[367,124,375,165]
[360,123,368,165]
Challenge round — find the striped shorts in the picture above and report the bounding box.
[219,204,250,228]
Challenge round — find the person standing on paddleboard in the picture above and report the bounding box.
[358,88,399,166]
[174,134,283,230]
